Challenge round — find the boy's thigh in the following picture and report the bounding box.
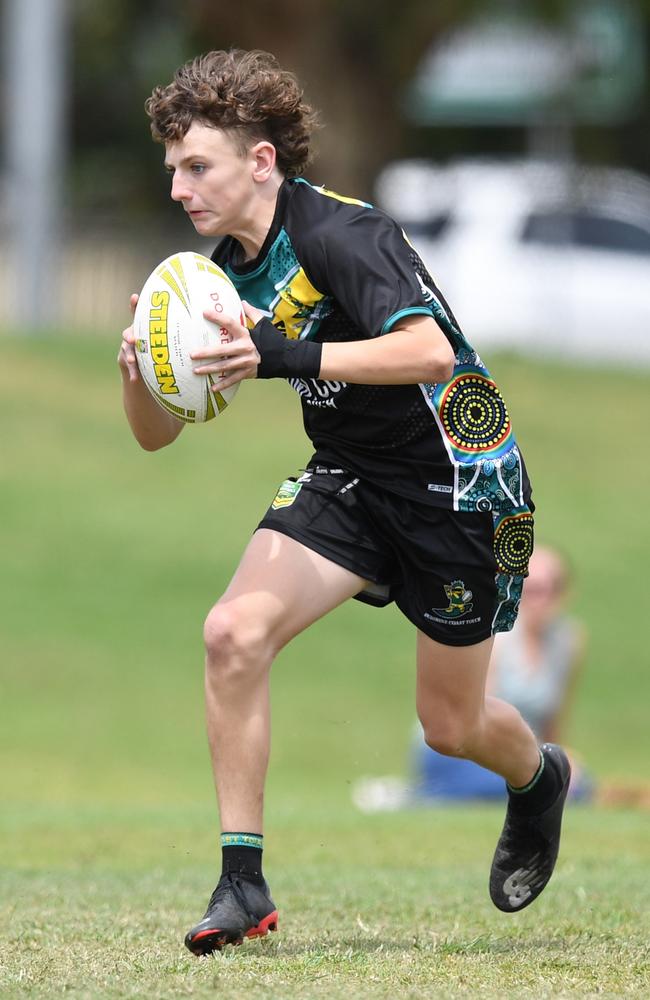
[257,468,396,603]
[216,528,368,651]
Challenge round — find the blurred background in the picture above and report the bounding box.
[2,0,650,354]
[1,0,649,817]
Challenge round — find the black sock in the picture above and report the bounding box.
[507,747,562,815]
[220,832,264,885]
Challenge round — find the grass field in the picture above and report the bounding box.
[1,336,649,997]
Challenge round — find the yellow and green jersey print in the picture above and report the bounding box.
[224,226,332,341]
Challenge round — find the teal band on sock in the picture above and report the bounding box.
[221,832,264,850]
[507,750,545,794]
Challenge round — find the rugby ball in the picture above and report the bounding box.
[133,251,245,423]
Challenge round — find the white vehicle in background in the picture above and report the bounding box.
[375,159,650,365]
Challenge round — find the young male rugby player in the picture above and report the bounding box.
[118,49,571,955]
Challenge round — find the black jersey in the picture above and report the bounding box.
[212,178,531,514]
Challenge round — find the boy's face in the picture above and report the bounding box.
[164,122,255,237]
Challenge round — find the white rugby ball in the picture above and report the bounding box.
[133,251,245,423]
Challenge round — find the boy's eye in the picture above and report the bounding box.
[191,164,205,174]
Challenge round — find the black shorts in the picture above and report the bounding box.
[258,467,534,647]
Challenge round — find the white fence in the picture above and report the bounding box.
[0,237,208,334]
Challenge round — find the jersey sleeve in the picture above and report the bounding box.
[301,202,437,338]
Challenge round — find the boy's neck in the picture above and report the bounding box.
[233,172,284,261]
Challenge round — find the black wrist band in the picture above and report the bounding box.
[250,318,322,380]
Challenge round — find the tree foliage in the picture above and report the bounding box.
[69,0,650,224]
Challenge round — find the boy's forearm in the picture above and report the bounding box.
[319,320,455,385]
[121,371,184,451]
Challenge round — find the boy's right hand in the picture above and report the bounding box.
[117,294,140,383]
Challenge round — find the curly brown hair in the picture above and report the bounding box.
[145,49,318,177]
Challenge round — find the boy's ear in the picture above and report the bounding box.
[251,140,277,182]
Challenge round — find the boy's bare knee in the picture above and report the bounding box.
[203,602,273,682]
[419,711,481,759]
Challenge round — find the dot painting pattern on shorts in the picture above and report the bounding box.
[493,510,535,575]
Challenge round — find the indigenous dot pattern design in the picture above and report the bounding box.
[493,508,535,576]
[421,349,525,512]
[437,370,513,460]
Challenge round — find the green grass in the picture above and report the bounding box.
[1,335,649,997]
[2,807,650,998]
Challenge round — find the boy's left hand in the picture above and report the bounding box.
[192,300,267,389]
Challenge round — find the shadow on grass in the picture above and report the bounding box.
[200,927,616,962]
[207,931,579,960]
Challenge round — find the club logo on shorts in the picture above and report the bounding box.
[271,479,302,510]
[431,579,474,619]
